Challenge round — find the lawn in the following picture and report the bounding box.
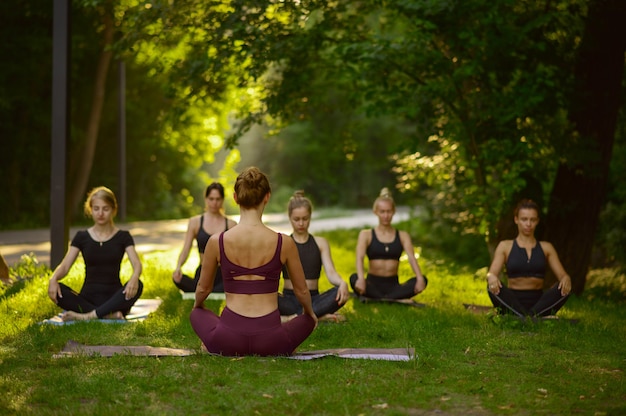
[1,224,624,415]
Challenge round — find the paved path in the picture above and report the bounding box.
[0,208,411,267]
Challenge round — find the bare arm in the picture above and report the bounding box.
[48,246,80,303]
[354,229,371,295]
[122,245,143,300]
[487,241,510,295]
[283,237,317,324]
[194,236,219,308]
[542,241,571,296]
[173,216,200,280]
[399,231,426,294]
[314,236,350,304]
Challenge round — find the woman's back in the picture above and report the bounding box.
[221,226,282,271]
[219,225,284,317]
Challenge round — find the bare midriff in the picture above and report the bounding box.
[508,276,544,290]
[368,259,400,277]
[225,292,278,317]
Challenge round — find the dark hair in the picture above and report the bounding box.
[205,182,225,198]
[514,199,540,217]
[84,186,118,217]
[373,187,395,211]
[234,166,271,208]
[288,190,313,217]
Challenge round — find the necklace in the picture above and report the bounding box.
[377,227,393,252]
[93,228,113,247]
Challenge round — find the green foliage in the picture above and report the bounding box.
[0,0,241,229]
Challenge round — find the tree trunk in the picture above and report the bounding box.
[0,252,9,284]
[67,5,115,217]
[545,0,626,295]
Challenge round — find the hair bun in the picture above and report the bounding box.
[293,190,305,198]
[379,187,391,198]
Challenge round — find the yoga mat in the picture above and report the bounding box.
[54,340,195,358]
[55,341,415,361]
[41,298,162,325]
[356,295,426,308]
[291,347,416,361]
[180,291,226,301]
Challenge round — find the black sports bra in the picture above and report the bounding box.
[506,240,546,279]
[282,235,322,281]
[366,229,402,261]
[197,216,229,254]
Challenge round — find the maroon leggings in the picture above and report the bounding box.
[190,306,315,356]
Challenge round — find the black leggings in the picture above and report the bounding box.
[56,281,143,318]
[279,288,343,317]
[487,285,569,317]
[173,266,224,293]
[349,273,428,299]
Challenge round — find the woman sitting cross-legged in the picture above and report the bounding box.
[486,199,571,318]
[47,186,143,321]
[279,191,350,321]
[172,182,237,293]
[350,188,427,300]
[190,167,317,356]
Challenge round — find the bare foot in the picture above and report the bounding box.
[62,310,98,321]
[319,313,346,323]
[280,314,298,323]
[103,311,124,320]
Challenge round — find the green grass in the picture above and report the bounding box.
[1,226,625,415]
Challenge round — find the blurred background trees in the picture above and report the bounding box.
[1,0,624,293]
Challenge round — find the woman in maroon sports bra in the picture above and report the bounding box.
[486,199,572,317]
[190,167,317,356]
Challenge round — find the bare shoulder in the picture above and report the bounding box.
[496,240,514,254]
[358,228,371,239]
[398,229,412,241]
[357,229,372,245]
[280,232,298,259]
[189,214,202,228]
[281,232,296,248]
[539,241,557,255]
[313,235,329,249]
[206,233,220,247]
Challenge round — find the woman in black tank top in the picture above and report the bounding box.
[279,191,350,320]
[486,199,572,317]
[350,188,428,300]
[172,182,237,292]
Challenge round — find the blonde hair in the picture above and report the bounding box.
[288,190,313,217]
[373,187,395,211]
[234,166,271,208]
[84,186,118,217]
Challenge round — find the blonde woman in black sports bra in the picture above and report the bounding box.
[350,188,427,299]
[486,199,571,317]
